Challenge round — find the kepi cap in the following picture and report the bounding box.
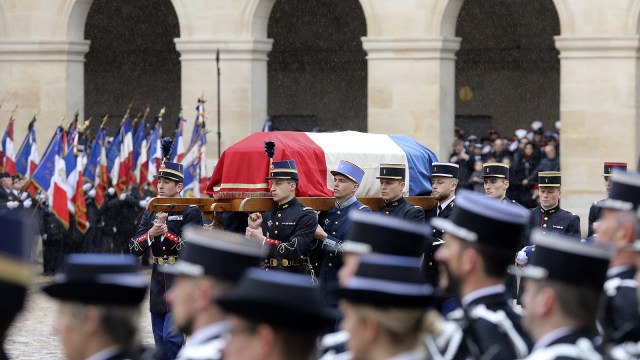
[266,160,299,181]
[482,163,510,180]
[538,171,561,187]
[377,164,406,180]
[331,160,365,185]
[431,162,459,179]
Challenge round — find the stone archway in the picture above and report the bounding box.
[266,0,367,132]
[83,0,181,131]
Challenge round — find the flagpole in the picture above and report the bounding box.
[216,48,221,160]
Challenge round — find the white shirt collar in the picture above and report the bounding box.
[438,196,455,212]
[462,284,506,307]
[607,265,634,278]
[86,346,122,360]
[387,348,426,360]
[186,321,229,346]
[531,327,574,352]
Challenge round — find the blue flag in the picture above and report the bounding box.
[132,121,146,170]
[16,119,36,176]
[31,131,64,193]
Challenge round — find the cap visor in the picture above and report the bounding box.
[430,218,478,242]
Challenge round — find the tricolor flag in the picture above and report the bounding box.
[30,131,69,228]
[132,118,146,186]
[173,110,186,163]
[64,131,87,233]
[96,126,109,208]
[2,114,17,175]
[16,116,38,179]
[189,97,205,150]
[115,114,134,195]
[146,120,162,191]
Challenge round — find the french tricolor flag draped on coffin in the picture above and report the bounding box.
[206,131,439,199]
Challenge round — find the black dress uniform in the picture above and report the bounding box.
[588,162,627,238]
[600,267,640,344]
[530,172,581,239]
[525,329,603,360]
[130,141,203,360]
[430,190,534,360]
[260,160,318,274]
[376,164,425,222]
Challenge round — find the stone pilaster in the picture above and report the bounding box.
[362,37,461,160]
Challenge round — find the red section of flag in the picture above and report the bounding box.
[51,180,69,229]
[206,132,332,199]
[73,169,88,234]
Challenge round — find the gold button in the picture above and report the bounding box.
[337,211,341,214]
[330,253,334,256]
[276,222,279,225]
[335,221,338,224]
[275,230,278,234]
[163,247,166,250]
[278,214,281,217]
[385,211,389,214]
[329,263,333,267]
[543,224,547,228]
[544,217,548,220]
[332,232,336,235]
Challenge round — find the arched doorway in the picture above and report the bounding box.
[84,0,181,130]
[454,0,560,137]
[266,0,367,132]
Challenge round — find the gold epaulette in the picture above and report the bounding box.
[303,206,313,211]
[358,205,369,210]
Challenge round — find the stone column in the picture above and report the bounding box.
[555,35,640,234]
[175,37,273,161]
[0,39,90,151]
[362,37,461,159]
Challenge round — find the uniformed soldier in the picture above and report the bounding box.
[314,160,370,311]
[245,160,318,275]
[163,227,266,360]
[0,172,19,210]
[424,162,458,292]
[482,162,520,205]
[593,170,640,346]
[130,138,203,360]
[0,211,34,360]
[519,231,611,360]
[432,190,533,360]
[588,162,627,238]
[530,171,581,238]
[336,253,436,360]
[215,268,335,360]
[42,254,149,360]
[376,163,425,222]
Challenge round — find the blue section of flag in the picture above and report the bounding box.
[182,159,197,190]
[83,128,104,183]
[15,127,35,176]
[64,147,76,178]
[389,135,438,196]
[32,131,63,192]
[106,129,120,175]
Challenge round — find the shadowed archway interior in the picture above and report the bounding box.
[454,0,560,137]
[84,0,181,136]
[267,0,367,132]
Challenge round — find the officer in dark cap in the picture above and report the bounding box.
[482,162,520,205]
[314,160,370,312]
[163,226,267,360]
[593,170,640,346]
[215,268,335,360]
[337,253,437,360]
[0,172,19,210]
[42,254,149,360]
[530,171,581,238]
[376,164,425,222]
[130,138,203,360]
[588,162,627,237]
[0,211,34,360]
[432,190,533,360]
[519,231,612,359]
[245,160,318,275]
[424,162,458,292]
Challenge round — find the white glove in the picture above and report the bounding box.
[108,187,115,195]
[42,233,47,241]
[119,193,127,201]
[20,192,28,201]
[6,201,19,209]
[83,183,92,192]
[88,189,96,198]
[139,199,148,208]
[85,222,90,230]
[23,198,32,208]
[36,193,47,203]
[515,249,528,266]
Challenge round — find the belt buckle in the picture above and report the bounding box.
[270,259,278,267]
[168,257,176,264]
[157,258,164,265]
[281,259,289,266]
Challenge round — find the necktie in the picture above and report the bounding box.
[437,204,443,216]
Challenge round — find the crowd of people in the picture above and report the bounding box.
[4,123,640,360]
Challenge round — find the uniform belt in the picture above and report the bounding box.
[153,256,178,265]
[263,257,307,268]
